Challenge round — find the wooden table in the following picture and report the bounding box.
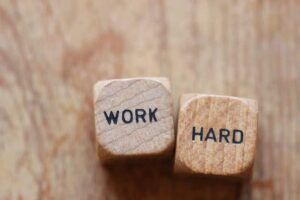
[0,0,299,199]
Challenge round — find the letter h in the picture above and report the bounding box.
[192,127,203,141]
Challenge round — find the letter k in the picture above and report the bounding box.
[149,108,158,122]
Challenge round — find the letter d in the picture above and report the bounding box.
[232,129,243,144]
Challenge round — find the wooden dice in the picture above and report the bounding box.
[174,94,258,178]
[94,77,174,162]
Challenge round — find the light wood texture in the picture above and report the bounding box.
[174,94,258,178]
[0,0,300,199]
[94,77,174,162]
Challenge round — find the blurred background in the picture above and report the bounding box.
[0,0,299,199]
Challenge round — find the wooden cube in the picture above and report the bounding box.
[174,94,258,179]
[94,77,174,162]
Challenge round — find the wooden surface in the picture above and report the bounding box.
[174,94,258,178]
[0,0,299,199]
[94,78,174,162]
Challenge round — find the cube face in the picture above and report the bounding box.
[174,94,258,178]
[94,78,174,162]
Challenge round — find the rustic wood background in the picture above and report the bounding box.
[0,0,299,199]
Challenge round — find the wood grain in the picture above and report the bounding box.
[0,0,299,199]
[174,94,258,178]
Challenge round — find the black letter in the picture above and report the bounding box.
[149,108,158,122]
[205,128,217,142]
[219,128,230,143]
[232,129,243,144]
[192,127,203,141]
[122,109,133,123]
[135,109,146,123]
[104,111,119,125]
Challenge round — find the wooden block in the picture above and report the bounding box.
[94,77,174,162]
[174,94,258,179]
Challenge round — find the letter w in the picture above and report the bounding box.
[104,111,119,125]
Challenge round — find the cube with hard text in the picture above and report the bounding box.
[174,94,258,179]
[94,77,174,162]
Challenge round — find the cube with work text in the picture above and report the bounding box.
[174,94,258,179]
[94,77,174,163]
